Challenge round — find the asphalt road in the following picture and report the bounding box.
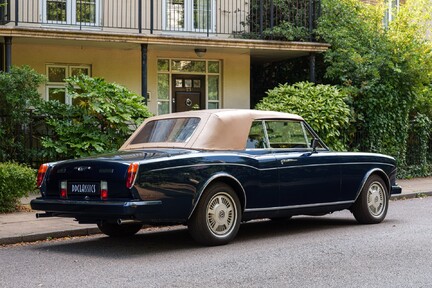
[1,197,431,288]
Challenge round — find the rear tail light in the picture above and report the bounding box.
[101,181,108,200]
[126,162,139,189]
[60,181,67,199]
[36,164,49,188]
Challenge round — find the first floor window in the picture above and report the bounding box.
[43,0,100,26]
[46,64,91,105]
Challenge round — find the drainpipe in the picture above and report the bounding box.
[5,36,11,72]
[141,44,148,105]
[14,0,18,26]
[309,53,316,83]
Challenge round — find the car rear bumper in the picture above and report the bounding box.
[391,185,402,195]
[30,198,162,220]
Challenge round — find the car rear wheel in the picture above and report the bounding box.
[97,221,143,237]
[351,175,389,224]
[188,183,241,246]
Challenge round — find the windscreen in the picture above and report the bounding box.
[129,117,200,144]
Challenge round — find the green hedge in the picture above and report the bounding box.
[0,162,36,213]
[256,82,352,151]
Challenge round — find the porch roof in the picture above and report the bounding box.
[0,26,330,62]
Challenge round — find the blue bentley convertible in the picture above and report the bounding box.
[31,109,402,245]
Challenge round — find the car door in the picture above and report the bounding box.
[264,120,341,207]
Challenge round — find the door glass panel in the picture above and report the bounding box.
[76,0,96,24]
[157,59,170,72]
[166,0,185,30]
[158,101,170,115]
[246,121,267,149]
[208,102,219,109]
[265,121,312,149]
[208,75,219,101]
[158,74,170,100]
[184,79,192,88]
[175,79,183,88]
[171,60,205,73]
[47,0,67,22]
[194,0,209,30]
[208,61,219,73]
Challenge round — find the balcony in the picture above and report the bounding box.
[0,0,321,42]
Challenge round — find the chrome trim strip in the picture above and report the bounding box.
[244,200,354,213]
[146,161,394,173]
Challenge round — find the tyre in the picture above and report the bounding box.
[351,175,389,224]
[97,221,143,237]
[188,183,241,246]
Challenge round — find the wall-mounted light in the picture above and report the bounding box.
[194,48,207,58]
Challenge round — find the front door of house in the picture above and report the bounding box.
[172,75,205,112]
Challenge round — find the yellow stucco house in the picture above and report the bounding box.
[0,0,329,115]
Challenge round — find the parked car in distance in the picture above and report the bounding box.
[31,109,402,245]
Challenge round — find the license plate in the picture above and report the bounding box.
[68,182,100,195]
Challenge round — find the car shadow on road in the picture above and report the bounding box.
[31,212,401,258]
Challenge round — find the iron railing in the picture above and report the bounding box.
[0,0,321,41]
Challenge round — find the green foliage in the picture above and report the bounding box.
[241,0,313,41]
[0,162,36,213]
[0,66,46,163]
[316,0,432,165]
[262,21,310,41]
[35,75,152,159]
[256,82,351,151]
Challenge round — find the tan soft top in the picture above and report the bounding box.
[120,109,303,151]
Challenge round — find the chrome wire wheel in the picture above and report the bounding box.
[206,192,237,236]
[367,181,386,217]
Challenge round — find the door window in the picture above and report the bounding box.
[246,120,323,150]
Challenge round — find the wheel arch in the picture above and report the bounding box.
[188,173,246,220]
[354,168,391,202]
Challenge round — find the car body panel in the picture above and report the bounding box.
[31,109,401,228]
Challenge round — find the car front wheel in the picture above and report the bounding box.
[188,183,241,246]
[351,175,389,224]
[97,221,143,237]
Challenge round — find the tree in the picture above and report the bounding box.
[316,0,432,164]
[0,66,46,163]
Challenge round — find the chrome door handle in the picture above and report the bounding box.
[281,159,297,165]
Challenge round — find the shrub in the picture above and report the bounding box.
[0,66,46,163]
[255,82,352,151]
[35,75,152,159]
[0,162,36,213]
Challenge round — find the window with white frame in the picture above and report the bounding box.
[157,59,221,115]
[384,0,400,28]
[46,64,91,105]
[164,0,215,32]
[42,0,100,26]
